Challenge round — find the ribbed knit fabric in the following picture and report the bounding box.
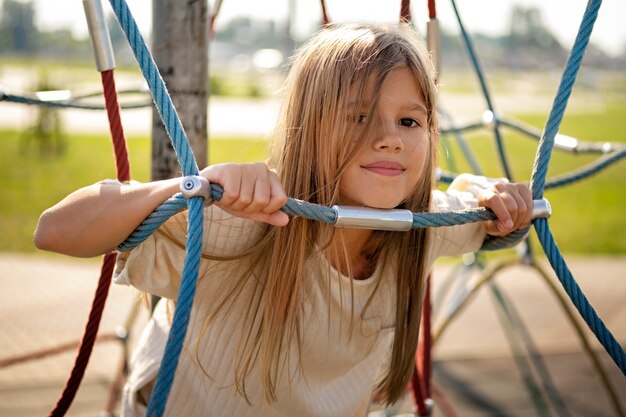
[114,180,487,417]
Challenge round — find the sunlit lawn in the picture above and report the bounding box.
[0,67,624,255]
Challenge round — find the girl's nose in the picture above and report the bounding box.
[373,123,404,151]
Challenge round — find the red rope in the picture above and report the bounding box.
[400,0,412,22]
[411,370,429,415]
[210,0,224,40]
[47,253,116,417]
[432,384,460,417]
[319,0,330,26]
[47,69,130,417]
[410,275,432,415]
[428,0,437,19]
[102,70,131,182]
[419,277,432,397]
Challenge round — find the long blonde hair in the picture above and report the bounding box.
[205,22,439,406]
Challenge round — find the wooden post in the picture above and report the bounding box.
[151,0,208,180]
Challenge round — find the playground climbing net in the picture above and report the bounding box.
[0,0,624,416]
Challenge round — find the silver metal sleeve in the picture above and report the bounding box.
[554,133,578,152]
[427,19,440,75]
[180,176,211,200]
[532,198,552,219]
[332,206,414,231]
[83,0,116,72]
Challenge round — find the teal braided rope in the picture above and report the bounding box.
[146,197,204,417]
[535,218,625,373]
[118,182,509,252]
[106,1,204,415]
[412,209,493,227]
[527,0,626,375]
[436,147,626,192]
[545,148,626,189]
[499,117,618,154]
[107,0,198,177]
[449,0,514,181]
[481,228,530,251]
[530,0,600,199]
[0,91,150,110]
[116,194,187,252]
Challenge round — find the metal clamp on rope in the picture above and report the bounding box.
[180,176,212,202]
[532,198,552,219]
[481,110,500,129]
[83,0,116,72]
[332,206,413,231]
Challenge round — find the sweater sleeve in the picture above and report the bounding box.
[113,203,264,299]
[113,209,189,299]
[427,174,505,263]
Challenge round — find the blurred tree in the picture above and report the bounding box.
[506,6,565,69]
[509,6,561,50]
[20,72,66,156]
[0,0,38,54]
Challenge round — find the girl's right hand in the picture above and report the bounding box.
[200,163,289,227]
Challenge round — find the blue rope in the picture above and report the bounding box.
[526,0,626,375]
[147,197,204,417]
[449,0,514,181]
[117,184,504,252]
[0,90,150,110]
[439,107,483,174]
[530,0,602,200]
[107,1,203,414]
[116,194,187,252]
[436,147,626,192]
[545,148,626,189]
[535,219,625,373]
[108,0,198,177]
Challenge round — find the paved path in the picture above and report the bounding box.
[0,253,624,416]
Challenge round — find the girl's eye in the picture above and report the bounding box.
[399,118,420,128]
[356,114,367,124]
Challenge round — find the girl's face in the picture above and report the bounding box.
[338,66,430,209]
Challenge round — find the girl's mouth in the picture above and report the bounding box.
[361,161,405,176]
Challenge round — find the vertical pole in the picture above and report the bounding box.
[151,0,208,181]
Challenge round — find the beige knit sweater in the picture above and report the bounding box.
[114,180,488,417]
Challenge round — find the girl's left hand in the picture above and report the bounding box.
[478,182,533,236]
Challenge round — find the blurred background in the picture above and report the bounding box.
[0,1,624,416]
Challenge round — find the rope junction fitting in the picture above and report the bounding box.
[179,176,552,232]
[83,0,116,72]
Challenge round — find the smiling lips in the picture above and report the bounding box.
[361,161,405,176]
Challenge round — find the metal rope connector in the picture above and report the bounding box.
[180,176,211,201]
[482,109,500,129]
[83,0,116,72]
[332,206,413,231]
[532,198,552,219]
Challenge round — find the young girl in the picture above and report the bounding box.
[35,23,532,417]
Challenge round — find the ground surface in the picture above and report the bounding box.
[0,253,624,417]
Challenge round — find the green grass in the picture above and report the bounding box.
[0,131,269,252]
[1,97,625,255]
[439,98,626,254]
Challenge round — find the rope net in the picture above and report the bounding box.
[0,0,622,416]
